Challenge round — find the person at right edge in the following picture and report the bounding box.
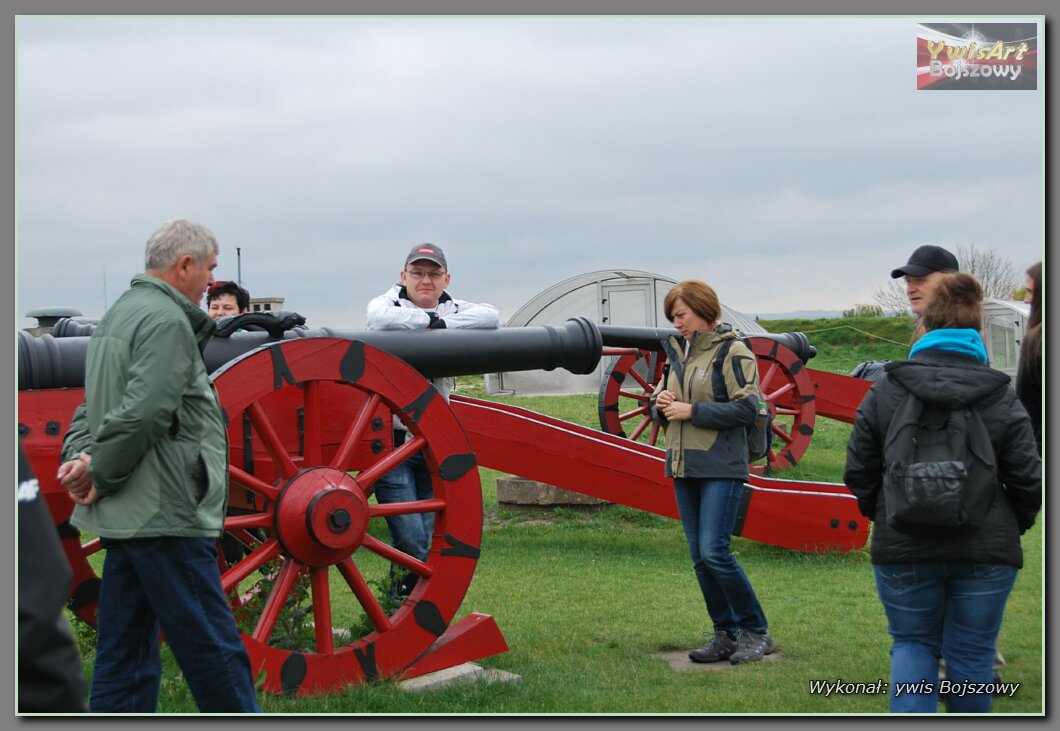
[1016,260,1042,455]
[650,279,775,665]
[844,272,1041,713]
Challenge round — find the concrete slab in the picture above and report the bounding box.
[398,662,522,693]
[655,649,782,672]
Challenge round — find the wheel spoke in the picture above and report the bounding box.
[309,566,334,654]
[628,415,651,441]
[361,534,434,577]
[228,465,281,501]
[627,367,653,392]
[648,420,661,445]
[369,498,446,518]
[619,405,649,421]
[224,528,264,552]
[355,435,427,490]
[617,389,651,402]
[82,537,103,556]
[252,557,303,644]
[764,381,795,401]
[330,393,382,471]
[224,512,273,530]
[771,423,795,445]
[303,380,323,466]
[221,539,283,594]
[336,558,392,633]
[775,406,802,416]
[247,401,299,479]
[759,360,780,391]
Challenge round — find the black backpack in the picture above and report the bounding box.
[711,338,773,463]
[881,389,998,536]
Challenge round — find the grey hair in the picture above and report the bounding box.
[144,218,219,272]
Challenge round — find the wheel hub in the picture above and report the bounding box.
[274,467,368,565]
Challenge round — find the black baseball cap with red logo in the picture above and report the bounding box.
[405,243,447,269]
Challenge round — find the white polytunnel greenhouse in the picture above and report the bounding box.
[982,297,1031,380]
[485,270,766,396]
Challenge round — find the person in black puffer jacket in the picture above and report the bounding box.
[844,272,1041,714]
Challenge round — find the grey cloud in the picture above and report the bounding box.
[17,16,1043,330]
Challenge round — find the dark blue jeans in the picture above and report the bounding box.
[91,537,262,713]
[874,562,1017,713]
[373,451,434,562]
[673,478,768,636]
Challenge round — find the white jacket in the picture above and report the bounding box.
[366,285,499,427]
[366,285,499,331]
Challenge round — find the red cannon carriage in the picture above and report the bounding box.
[18,316,872,696]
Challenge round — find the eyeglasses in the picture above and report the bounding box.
[405,269,446,281]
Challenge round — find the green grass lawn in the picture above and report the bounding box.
[67,317,1044,715]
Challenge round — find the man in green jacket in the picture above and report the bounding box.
[57,218,261,713]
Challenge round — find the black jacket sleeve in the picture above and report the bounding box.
[995,394,1042,533]
[18,443,87,713]
[843,385,884,520]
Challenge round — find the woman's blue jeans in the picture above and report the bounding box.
[673,478,768,636]
[91,537,263,713]
[874,562,1017,713]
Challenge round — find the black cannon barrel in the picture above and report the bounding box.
[50,319,97,338]
[598,325,816,363]
[18,317,603,391]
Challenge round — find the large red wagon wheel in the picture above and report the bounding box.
[211,337,483,696]
[597,349,666,446]
[745,336,817,472]
[597,338,817,472]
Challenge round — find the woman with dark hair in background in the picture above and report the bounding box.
[206,280,250,319]
[844,271,1041,713]
[1016,261,1042,454]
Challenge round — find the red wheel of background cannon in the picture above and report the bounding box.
[596,339,817,472]
[597,350,665,446]
[211,338,482,696]
[746,336,817,473]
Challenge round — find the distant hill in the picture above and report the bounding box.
[747,310,844,320]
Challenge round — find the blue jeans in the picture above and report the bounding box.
[673,478,768,636]
[373,451,433,563]
[874,562,1017,713]
[91,538,262,713]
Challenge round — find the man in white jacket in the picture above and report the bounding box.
[366,243,499,596]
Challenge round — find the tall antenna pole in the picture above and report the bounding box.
[237,247,242,287]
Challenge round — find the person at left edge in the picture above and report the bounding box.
[56,218,263,714]
[366,243,498,596]
[18,442,87,713]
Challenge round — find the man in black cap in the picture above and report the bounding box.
[889,243,1007,683]
[366,243,498,596]
[890,244,960,317]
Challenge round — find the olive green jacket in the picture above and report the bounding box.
[62,274,229,539]
[650,327,760,479]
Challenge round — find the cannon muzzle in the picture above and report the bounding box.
[19,317,603,391]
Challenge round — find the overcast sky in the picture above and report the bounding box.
[16,16,1043,329]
